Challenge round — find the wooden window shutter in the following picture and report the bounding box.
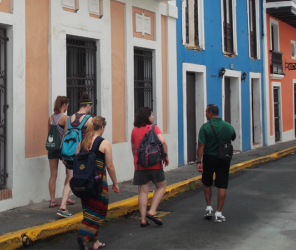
[223,0,233,53]
[186,0,189,44]
[249,0,257,58]
[194,0,199,46]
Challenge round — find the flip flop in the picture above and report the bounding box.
[93,241,106,249]
[140,220,151,227]
[49,201,61,208]
[146,213,163,225]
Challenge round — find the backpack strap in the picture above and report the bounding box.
[67,116,73,129]
[90,136,104,153]
[152,124,155,132]
[209,121,220,144]
[76,115,91,130]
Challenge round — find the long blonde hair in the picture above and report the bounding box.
[81,116,106,151]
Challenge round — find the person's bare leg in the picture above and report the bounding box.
[64,168,75,204]
[60,169,73,209]
[148,180,166,215]
[204,186,212,206]
[217,188,226,212]
[138,183,150,224]
[49,159,59,203]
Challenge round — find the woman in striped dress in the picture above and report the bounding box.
[76,116,120,250]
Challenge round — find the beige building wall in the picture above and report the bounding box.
[111,0,126,143]
[0,0,11,13]
[25,0,49,158]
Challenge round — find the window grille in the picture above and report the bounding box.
[66,38,97,116]
[134,48,153,114]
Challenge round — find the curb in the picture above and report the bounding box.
[1,146,296,249]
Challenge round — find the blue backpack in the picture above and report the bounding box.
[137,124,165,168]
[70,137,103,198]
[61,115,91,161]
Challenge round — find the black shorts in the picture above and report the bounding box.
[202,154,231,189]
[48,152,62,160]
[65,160,73,170]
[133,169,165,186]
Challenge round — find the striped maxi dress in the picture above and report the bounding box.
[78,137,109,242]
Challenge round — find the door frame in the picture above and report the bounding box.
[182,63,207,165]
[222,69,242,151]
[249,72,263,149]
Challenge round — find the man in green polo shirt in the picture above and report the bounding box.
[197,104,236,223]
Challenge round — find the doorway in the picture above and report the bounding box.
[251,78,262,145]
[294,84,296,137]
[273,87,281,142]
[223,74,241,151]
[186,73,196,163]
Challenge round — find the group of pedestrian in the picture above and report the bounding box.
[47,94,169,249]
[47,92,235,249]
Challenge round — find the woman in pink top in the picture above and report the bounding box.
[131,107,169,227]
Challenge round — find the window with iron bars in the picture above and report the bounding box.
[66,38,97,116]
[134,48,153,114]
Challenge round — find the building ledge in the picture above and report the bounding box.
[270,74,285,80]
[266,0,296,28]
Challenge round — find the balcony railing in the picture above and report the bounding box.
[270,50,284,75]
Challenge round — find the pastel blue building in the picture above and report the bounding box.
[176,0,265,166]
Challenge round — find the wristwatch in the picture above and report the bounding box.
[196,161,201,164]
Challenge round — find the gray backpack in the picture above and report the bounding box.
[137,124,165,168]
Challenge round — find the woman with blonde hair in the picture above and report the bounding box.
[76,116,119,250]
[47,96,76,207]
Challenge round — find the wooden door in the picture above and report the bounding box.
[186,73,196,163]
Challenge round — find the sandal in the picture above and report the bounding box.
[146,213,163,225]
[67,199,76,205]
[49,201,60,208]
[93,241,106,249]
[77,236,88,250]
[140,220,151,227]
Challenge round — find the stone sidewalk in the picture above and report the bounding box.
[1,140,296,249]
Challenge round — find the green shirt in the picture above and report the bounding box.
[198,118,236,155]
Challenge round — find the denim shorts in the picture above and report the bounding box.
[133,169,165,186]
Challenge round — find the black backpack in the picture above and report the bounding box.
[137,124,165,168]
[209,121,233,162]
[70,137,103,199]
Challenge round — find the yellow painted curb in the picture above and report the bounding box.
[1,145,296,250]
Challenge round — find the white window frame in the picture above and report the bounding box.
[247,0,261,59]
[220,0,238,55]
[182,0,205,50]
[291,40,296,60]
[269,18,280,52]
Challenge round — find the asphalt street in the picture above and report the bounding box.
[21,153,296,250]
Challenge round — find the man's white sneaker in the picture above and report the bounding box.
[214,213,226,222]
[204,209,214,218]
